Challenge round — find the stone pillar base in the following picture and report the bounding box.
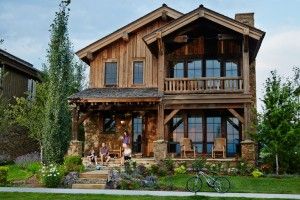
[67,140,83,157]
[153,140,167,161]
[241,139,256,165]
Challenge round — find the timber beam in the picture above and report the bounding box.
[228,108,244,124]
[164,109,180,125]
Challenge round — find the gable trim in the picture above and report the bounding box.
[143,6,265,45]
[76,5,182,59]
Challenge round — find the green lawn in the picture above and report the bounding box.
[159,174,300,194]
[0,193,292,200]
[6,165,32,181]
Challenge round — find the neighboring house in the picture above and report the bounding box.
[68,4,265,163]
[0,49,40,101]
[0,49,40,161]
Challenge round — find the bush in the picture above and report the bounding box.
[63,156,84,173]
[149,164,167,177]
[26,162,42,174]
[174,165,187,175]
[0,155,12,166]
[120,179,140,190]
[0,166,8,185]
[40,164,62,188]
[15,152,40,169]
[252,169,263,178]
[137,164,148,176]
[163,158,174,173]
[191,157,206,171]
[236,159,254,176]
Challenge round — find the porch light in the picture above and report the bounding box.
[120,120,126,125]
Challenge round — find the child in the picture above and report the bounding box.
[121,144,132,165]
[87,149,98,165]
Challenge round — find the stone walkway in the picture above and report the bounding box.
[0,187,300,199]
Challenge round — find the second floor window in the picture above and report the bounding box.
[171,60,202,78]
[105,62,117,86]
[206,60,221,77]
[133,61,144,84]
[225,61,238,77]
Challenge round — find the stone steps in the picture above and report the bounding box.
[72,170,109,189]
[72,183,106,189]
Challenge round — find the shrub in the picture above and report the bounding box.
[63,156,84,173]
[163,158,174,173]
[137,164,148,176]
[150,164,159,175]
[174,165,187,175]
[26,162,42,174]
[191,157,206,171]
[0,166,8,185]
[252,169,263,178]
[15,152,40,169]
[0,155,12,166]
[40,164,62,188]
[236,159,254,176]
[120,179,140,190]
[62,172,79,188]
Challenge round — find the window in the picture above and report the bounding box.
[105,62,117,86]
[206,117,221,153]
[171,62,184,78]
[133,61,144,84]
[227,117,240,156]
[206,60,221,77]
[188,60,202,78]
[27,79,36,100]
[133,116,143,153]
[104,115,116,133]
[225,61,238,77]
[188,116,203,153]
[169,116,184,153]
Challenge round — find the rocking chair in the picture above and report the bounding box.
[180,138,196,158]
[212,138,226,158]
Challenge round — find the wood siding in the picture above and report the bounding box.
[2,67,29,100]
[89,19,170,88]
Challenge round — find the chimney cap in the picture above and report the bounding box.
[162,3,167,7]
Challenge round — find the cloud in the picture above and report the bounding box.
[256,29,300,111]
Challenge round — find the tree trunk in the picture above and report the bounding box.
[275,153,279,175]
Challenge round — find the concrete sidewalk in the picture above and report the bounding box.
[0,187,300,199]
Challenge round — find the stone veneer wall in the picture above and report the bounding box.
[144,112,157,156]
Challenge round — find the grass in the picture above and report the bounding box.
[0,193,293,200]
[5,165,33,181]
[159,174,300,194]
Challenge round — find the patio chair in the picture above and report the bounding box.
[180,138,196,158]
[108,141,122,158]
[212,138,226,158]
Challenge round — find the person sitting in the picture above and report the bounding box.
[99,142,110,165]
[87,149,97,165]
[121,144,132,166]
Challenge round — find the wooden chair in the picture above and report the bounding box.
[108,142,122,158]
[180,138,196,158]
[212,138,226,158]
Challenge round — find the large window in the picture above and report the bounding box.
[188,60,202,78]
[206,60,221,77]
[104,115,116,133]
[169,116,184,154]
[188,116,203,153]
[133,61,144,84]
[133,116,143,153]
[105,62,117,86]
[206,117,221,153]
[227,117,240,156]
[225,61,238,77]
[170,60,202,78]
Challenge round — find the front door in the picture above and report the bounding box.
[132,116,143,153]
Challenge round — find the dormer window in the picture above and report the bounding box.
[105,62,117,86]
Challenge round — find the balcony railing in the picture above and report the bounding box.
[164,77,243,94]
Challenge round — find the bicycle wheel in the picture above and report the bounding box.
[213,177,230,193]
[186,177,203,192]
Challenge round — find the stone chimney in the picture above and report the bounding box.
[235,13,254,27]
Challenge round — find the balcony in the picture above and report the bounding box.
[164,77,243,94]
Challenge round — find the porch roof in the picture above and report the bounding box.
[68,87,163,103]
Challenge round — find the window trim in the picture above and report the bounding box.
[132,60,145,85]
[104,60,118,87]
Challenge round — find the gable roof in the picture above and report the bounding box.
[76,4,182,60]
[143,5,265,44]
[0,49,41,80]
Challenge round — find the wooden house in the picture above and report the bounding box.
[69,4,265,162]
[0,49,40,160]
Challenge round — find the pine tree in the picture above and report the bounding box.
[43,0,74,164]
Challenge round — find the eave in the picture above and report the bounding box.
[76,5,182,60]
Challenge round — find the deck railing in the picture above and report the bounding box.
[164,77,243,94]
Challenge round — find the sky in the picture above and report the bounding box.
[1,0,299,110]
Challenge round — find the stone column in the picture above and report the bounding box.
[153,140,167,161]
[67,140,83,156]
[241,139,256,165]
